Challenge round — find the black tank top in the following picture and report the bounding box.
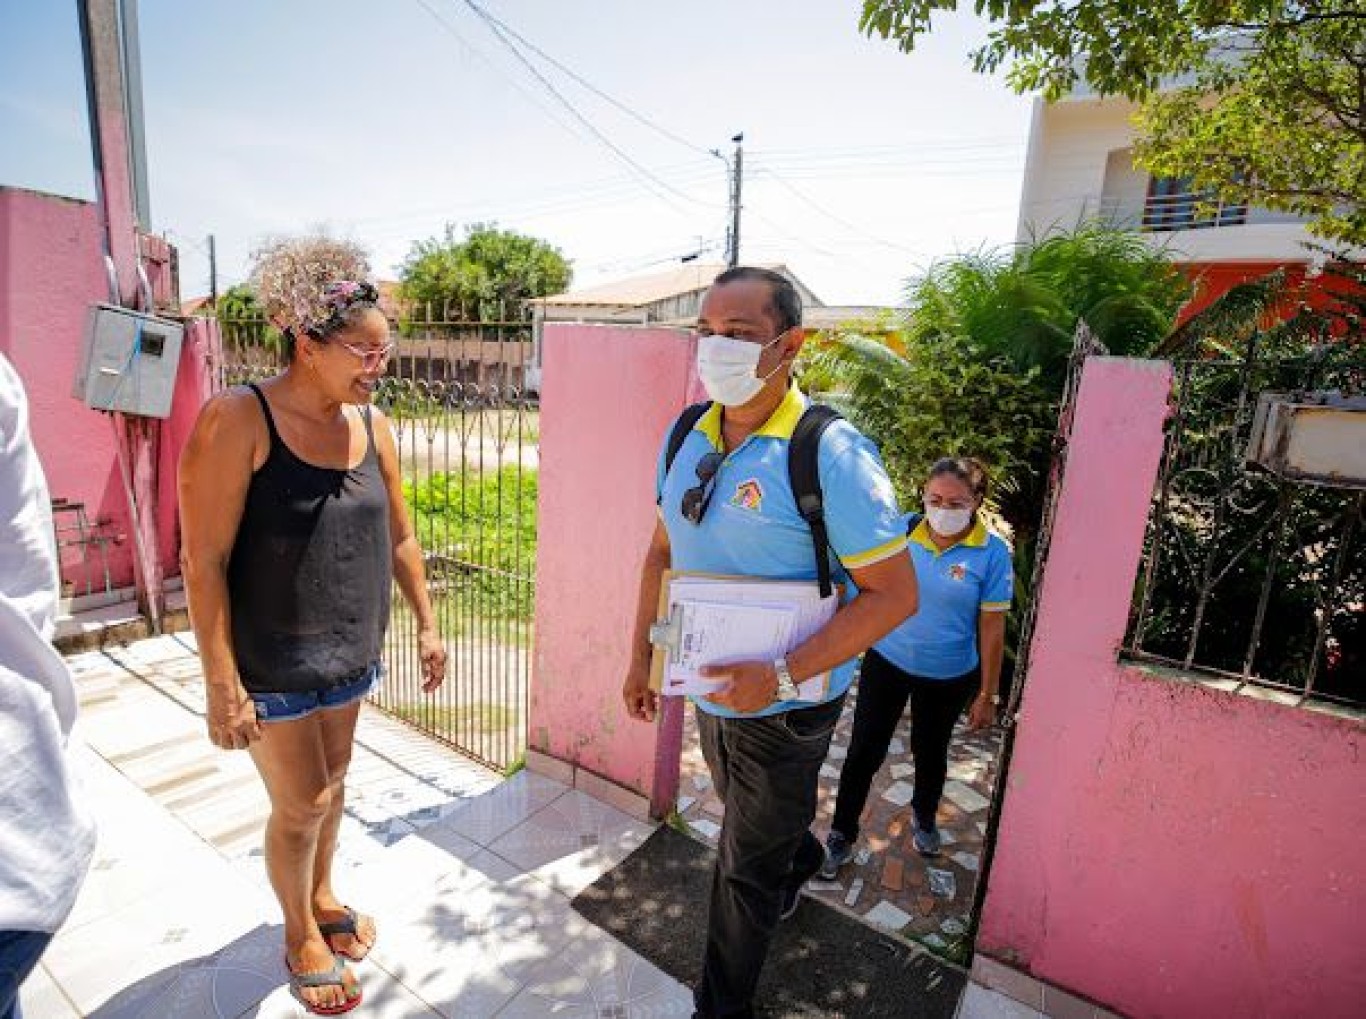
[227,384,392,694]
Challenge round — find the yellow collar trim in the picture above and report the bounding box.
[910,517,988,555]
[695,385,807,449]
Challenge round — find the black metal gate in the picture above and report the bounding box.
[1123,334,1364,709]
[221,313,536,771]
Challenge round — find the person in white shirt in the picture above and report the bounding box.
[0,353,95,1019]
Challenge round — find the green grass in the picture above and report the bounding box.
[387,701,519,734]
[404,466,537,628]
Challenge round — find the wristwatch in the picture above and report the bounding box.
[773,656,801,702]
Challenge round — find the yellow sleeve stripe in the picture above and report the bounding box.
[980,601,1012,612]
[841,535,909,570]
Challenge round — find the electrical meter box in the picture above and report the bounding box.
[1245,390,1366,490]
[73,304,185,418]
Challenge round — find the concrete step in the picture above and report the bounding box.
[54,586,191,654]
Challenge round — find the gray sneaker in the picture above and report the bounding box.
[819,830,854,880]
[911,820,942,857]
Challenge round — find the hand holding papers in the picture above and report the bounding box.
[648,572,841,701]
[673,600,797,693]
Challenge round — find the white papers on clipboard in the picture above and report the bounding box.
[650,573,840,700]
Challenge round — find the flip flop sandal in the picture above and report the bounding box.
[317,905,375,962]
[286,954,363,1016]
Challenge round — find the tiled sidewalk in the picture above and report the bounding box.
[678,689,1003,954]
[23,635,685,1018]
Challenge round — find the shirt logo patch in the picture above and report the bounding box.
[731,479,764,512]
[948,563,969,581]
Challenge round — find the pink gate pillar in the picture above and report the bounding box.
[976,357,1366,1019]
[530,324,697,816]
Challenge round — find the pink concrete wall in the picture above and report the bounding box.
[0,186,136,591]
[530,324,697,802]
[156,317,223,573]
[978,357,1365,1019]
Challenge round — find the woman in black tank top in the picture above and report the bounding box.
[179,246,446,1015]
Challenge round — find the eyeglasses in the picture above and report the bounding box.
[681,450,724,525]
[336,340,396,372]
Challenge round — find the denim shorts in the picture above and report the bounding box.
[250,662,382,723]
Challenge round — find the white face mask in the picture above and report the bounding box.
[696,331,787,407]
[925,503,973,537]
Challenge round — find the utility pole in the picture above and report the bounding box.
[713,132,745,268]
[728,133,743,268]
[77,0,163,633]
[207,234,218,307]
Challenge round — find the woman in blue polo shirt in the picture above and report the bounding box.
[822,456,1012,872]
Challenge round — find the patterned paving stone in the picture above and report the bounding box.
[676,676,1003,948]
[943,780,992,813]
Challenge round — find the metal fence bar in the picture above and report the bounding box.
[1241,483,1294,678]
[1182,330,1263,669]
[1302,492,1363,699]
[1132,358,1194,650]
[1121,321,1363,707]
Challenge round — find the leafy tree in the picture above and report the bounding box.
[859,1,1366,245]
[399,223,572,322]
[214,283,283,355]
[215,283,261,320]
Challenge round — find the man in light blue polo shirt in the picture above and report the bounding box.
[622,267,918,1019]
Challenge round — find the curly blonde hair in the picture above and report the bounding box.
[249,234,373,341]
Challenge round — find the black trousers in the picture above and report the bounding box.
[831,649,979,839]
[693,696,843,1019]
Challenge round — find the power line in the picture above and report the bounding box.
[753,168,921,255]
[581,236,726,275]
[451,0,718,215]
[464,4,710,158]
[343,158,721,234]
[411,0,598,148]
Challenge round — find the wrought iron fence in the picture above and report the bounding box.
[1124,336,1365,709]
[221,315,536,770]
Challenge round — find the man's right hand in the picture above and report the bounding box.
[206,681,262,750]
[622,663,659,723]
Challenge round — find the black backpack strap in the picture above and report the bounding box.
[659,401,713,502]
[788,403,844,598]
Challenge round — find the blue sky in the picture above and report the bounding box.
[0,1,1034,305]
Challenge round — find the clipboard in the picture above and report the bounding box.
[648,569,845,700]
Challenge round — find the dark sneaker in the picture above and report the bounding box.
[779,849,824,921]
[911,820,942,857]
[819,830,854,880]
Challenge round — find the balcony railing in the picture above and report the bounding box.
[1077,194,1305,233]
